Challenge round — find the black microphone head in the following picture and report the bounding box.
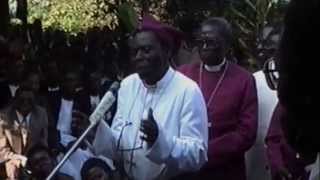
[110,82,120,91]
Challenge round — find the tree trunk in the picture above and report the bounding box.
[0,0,9,36]
[17,0,28,25]
[141,0,150,16]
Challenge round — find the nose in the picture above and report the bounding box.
[133,50,143,62]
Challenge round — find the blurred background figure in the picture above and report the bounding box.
[81,158,113,180]
[27,145,74,180]
[245,24,281,180]
[0,86,48,179]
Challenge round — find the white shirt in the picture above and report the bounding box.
[9,84,19,97]
[59,148,94,180]
[90,95,100,111]
[246,70,278,180]
[94,67,208,180]
[57,98,75,146]
[309,154,319,180]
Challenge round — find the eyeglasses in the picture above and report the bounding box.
[116,121,143,152]
[263,58,279,90]
[194,38,222,49]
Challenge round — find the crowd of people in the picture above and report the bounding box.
[0,0,319,179]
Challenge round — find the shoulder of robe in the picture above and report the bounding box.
[119,73,139,89]
[177,62,199,73]
[229,63,255,81]
[175,71,202,94]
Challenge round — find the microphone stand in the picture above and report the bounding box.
[46,121,97,180]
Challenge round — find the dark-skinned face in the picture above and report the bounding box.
[15,90,35,116]
[85,167,110,180]
[45,61,60,85]
[7,60,25,84]
[24,73,40,93]
[29,150,54,178]
[88,72,101,95]
[130,31,168,84]
[196,24,229,66]
[61,72,80,98]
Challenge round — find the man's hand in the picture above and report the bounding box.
[276,168,293,180]
[5,159,21,179]
[11,154,27,167]
[140,109,159,148]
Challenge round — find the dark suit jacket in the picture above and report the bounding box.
[0,81,13,110]
[0,105,48,162]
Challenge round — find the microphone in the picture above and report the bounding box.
[89,82,120,124]
[46,81,120,180]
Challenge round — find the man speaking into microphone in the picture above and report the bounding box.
[93,15,208,180]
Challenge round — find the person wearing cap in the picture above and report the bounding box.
[93,15,208,180]
[178,17,258,180]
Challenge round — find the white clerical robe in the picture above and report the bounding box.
[94,67,208,180]
[246,70,278,180]
[309,154,319,180]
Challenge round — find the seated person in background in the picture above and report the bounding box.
[22,69,49,108]
[56,110,95,180]
[27,145,74,180]
[40,58,61,103]
[0,86,48,179]
[50,70,90,147]
[86,71,117,125]
[81,158,113,180]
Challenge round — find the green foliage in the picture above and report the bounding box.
[226,0,287,70]
[28,0,117,33]
[25,0,287,70]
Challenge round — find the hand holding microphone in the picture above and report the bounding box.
[140,108,159,148]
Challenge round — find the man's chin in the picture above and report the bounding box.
[200,56,223,66]
[137,70,151,80]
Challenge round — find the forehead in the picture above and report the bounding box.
[199,24,221,38]
[131,31,160,47]
[28,73,40,80]
[65,72,79,80]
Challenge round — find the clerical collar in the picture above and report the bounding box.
[48,86,60,92]
[204,58,226,72]
[143,67,175,89]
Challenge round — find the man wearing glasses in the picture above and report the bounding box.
[179,17,258,180]
[93,15,208,180]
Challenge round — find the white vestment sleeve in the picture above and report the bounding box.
[93,120,116,159]
[146,85,208,174]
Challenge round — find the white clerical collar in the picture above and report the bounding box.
[48,86,60,92]
[204,58,226,72]
[143,67,175,89]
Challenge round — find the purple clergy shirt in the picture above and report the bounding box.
[178,62,258,180]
